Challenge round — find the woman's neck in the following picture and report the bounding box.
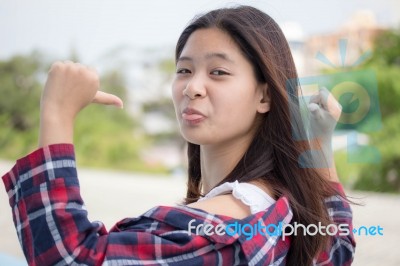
[200,134,254,194]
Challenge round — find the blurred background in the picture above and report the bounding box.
[0,0,399,265]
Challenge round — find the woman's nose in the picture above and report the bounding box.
[183,75,207,100]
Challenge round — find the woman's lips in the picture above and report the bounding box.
[182,113,204,120]
[182,107,206,124]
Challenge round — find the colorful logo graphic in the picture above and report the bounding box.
[288,39,382,166]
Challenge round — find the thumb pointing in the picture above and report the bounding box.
[92,91,124,108]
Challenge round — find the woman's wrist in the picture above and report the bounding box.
[38,112,74,147]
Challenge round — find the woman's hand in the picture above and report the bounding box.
[39,61,123,147]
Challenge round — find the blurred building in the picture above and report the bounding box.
[305,10,385,75]
[283,10,387,77]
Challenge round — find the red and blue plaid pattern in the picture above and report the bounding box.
[2,144,355,265]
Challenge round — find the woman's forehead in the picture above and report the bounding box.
[179,28,242,62]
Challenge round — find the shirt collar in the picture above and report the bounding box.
[143,196,293,245]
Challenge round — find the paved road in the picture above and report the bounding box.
[1,161,399,265]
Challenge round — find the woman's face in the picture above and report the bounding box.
[172,27,269,146]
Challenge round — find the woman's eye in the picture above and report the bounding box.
[176,68,191,74]
[210,70,229,76]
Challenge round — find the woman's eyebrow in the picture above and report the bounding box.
[205,52,234,63]
[177,56,192,63]
[177,53,234,63]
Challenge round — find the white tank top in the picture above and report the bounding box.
[198,180,276,214]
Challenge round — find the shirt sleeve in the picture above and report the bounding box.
[1,144,243,266]
[314,182,356,266]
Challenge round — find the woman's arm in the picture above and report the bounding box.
[38,61,123,147]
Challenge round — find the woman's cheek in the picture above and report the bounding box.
[171,83,182,107]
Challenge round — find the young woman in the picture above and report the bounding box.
[2,5,355,266]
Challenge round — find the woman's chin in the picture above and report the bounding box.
[180,132,214,146]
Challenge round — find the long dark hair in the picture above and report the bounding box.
[176,6,336,265]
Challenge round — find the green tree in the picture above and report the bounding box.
[0,52,164,173]
[0,53,44,156]
[355,64,400,192]
[333,28,400,192]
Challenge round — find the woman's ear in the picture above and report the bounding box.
[257,84,270,114]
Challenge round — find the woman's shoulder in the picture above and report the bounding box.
[188,180,278,219]
[188,194,252,219]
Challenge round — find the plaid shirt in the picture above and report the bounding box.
[2,144,355,266]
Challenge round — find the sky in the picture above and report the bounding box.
[1,0,399,64]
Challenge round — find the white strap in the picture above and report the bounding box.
[198,181,276,214]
